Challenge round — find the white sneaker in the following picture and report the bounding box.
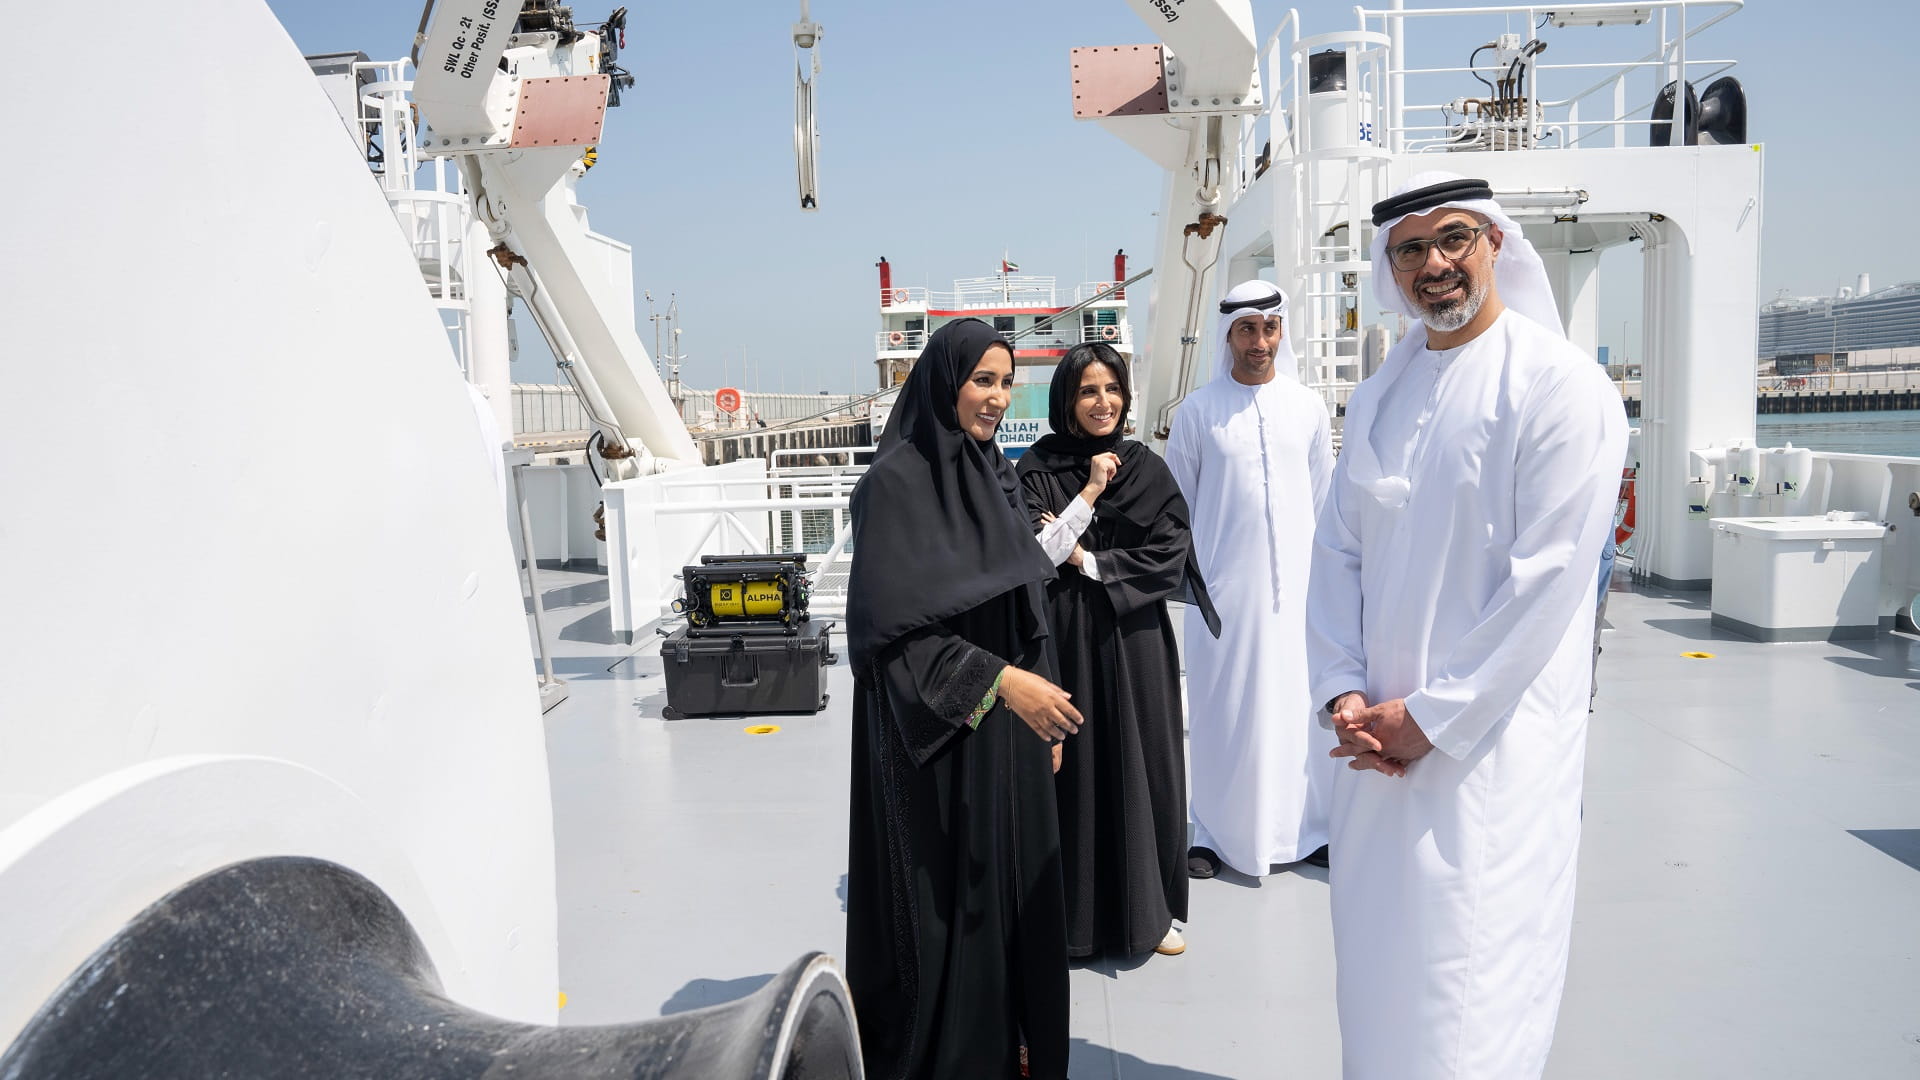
[1154,927,1186,956]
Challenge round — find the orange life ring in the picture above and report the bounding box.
[1096,282,1112,294]
[714,387,742,413]
[1099,325,1118,341]
[887,330,905,346]
[891,288,910,305]
[1614,466,1636,551]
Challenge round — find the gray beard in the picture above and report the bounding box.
[1410,274,1487,333]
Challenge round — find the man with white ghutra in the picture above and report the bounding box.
[1165,280,1336,882]
[1306,172,1628,1079]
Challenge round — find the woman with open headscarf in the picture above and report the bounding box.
[844,318,1078,1080]
[1016,342,1218,960]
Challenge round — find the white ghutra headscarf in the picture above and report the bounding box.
[1343,172,1565,508]
[1366,170,1563,336]
[1212,280,1299,382]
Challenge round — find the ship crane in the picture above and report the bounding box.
[1072,0,1265,444]
[413,0,697,475]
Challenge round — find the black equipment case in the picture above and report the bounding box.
[660,553,835,720]
[660,620,834,720]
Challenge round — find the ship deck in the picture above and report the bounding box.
[532,567,1920,1078]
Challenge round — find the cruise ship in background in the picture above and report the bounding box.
[1757,275,1920,410]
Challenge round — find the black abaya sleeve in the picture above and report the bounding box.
[1018,469,1071,529]
[875,624,1007,767]
[1090,507,1196,620]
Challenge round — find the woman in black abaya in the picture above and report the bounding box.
[844,319,1080,1080]
[1016,342,1219,959]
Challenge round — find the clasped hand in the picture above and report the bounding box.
[1328,693,1432,779]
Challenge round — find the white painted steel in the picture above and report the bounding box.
[1123,0,1260,113]
[467,214,514,437]
[404,2,698,466]
[1103,1,1763,587]
[1710,516,1887,634]
[1683,446,1920,623]
[0,0,558,1047]
[412,0,517,141]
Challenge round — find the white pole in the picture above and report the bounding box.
[1389,0,1405,154]
[513,461,562,694]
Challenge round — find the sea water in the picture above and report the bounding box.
[1756,409,1920,457]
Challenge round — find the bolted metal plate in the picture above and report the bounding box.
[508,74,611,148]
[1070,45,1169,119]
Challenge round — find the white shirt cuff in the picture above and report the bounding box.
[1034,496,1094,565]
[1079,551,1102,581]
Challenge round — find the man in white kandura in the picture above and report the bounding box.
[1166,281,1335,879]
[1306,173,1627,1078]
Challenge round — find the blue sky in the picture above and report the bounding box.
[267,1,1918,390]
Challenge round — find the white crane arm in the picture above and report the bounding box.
[412,0,697,468]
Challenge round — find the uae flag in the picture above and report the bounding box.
[1001,258,1020,273]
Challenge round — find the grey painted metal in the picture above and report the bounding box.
[1710,612,1880,642]
[530,566,1920,1078]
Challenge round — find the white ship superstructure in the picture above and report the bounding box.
[873,255,1139,457]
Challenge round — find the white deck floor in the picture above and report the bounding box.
[533,568,1920,1078]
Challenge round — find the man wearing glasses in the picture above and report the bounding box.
[1306,172,1627,1078]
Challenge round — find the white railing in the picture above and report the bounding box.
[1245,10,1302,198]
[602,459,874,635]
[875,325,1129,354]
[1072,281,1130,304]
[677,388,868,426]
[513,382,591,435]
[941,276,1057,308]
[1348,1,1746,154]
[355,58,479,377]
[1017,325,1128,350]
[770,446,877,470]
[877,329,928,353]
[883,280,1132,312]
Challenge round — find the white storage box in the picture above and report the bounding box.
[1709,515,1887,641]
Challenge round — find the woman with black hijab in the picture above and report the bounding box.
[844,318,1079,1080]
[1016,342,1219,960]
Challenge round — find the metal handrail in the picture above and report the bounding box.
[1009,267,1154,344]
[880,279,1138,311]
[876,323,1131,354]
[1349,0,1745,152]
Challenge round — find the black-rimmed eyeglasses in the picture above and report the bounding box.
[1385,223,1493,273]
